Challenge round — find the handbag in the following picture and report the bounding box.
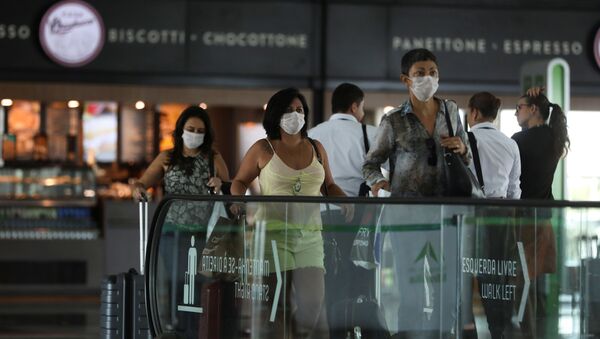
[200,212,243,282]
[350,204,383,269]
[350,226,376,270]
[441,100,484,198]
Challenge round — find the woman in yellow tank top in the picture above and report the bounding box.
[232,88,350,338]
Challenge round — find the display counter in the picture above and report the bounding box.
[0,165,101,293]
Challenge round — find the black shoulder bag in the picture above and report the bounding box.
[442,101,484,198]
[358,124,372,197]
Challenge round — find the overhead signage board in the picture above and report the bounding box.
[388,7,600,84]
[187,2,315,77]
[0,1,598,89]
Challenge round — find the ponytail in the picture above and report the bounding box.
[522,94,570,159]
[548,103,570,158]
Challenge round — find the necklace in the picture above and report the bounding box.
[292,177,302,195]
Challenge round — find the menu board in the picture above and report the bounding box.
[7,100,40,161]
[46,103,70,161]
[120,106,154,163]
[83,101,117,163]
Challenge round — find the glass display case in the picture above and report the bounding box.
[0,165,96,201]
[0,165,101,292]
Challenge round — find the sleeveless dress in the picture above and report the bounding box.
[163,152,212,232]
[256,139,326,271]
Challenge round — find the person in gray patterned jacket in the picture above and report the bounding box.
[362,49,474,337]
[363,48,471,197]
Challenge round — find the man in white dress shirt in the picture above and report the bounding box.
[308,83,379,333]
[466,92,521,339]
[309,83,378,197]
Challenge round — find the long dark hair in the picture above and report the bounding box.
[521,93,570,158]
[167,106,214,174]
[262,87,309,140]
[468,92,501,120]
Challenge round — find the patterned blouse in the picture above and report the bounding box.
[363,98,471,197]
[163,152,213,231]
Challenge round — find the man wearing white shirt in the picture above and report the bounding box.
[308,83,378,333]
[309,83,378,197]
[466,92,521,339]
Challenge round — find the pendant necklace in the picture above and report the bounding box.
[292,177,302,195]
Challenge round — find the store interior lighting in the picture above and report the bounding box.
[67,100,80,109]
[1,98,13,107]
[135,101,145,110]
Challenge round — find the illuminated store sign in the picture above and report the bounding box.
[39,0,105,67]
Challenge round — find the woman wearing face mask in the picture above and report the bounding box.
[231,88,348,338]
[361,49,472,337]
[363,48,471,197]
[133,105,229,202]
[132,105,229,337]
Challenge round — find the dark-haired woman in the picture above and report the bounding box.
[512,87,569,200]
[132,106,229,335]
[231,88,349,338]
[133,105,229,202]
[512,87,569,338]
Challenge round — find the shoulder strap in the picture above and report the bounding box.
[362,124,370,154]
[307,138,328,197]
[467,132,485,191]
[308,138,323,165]
[264,138,275,152]
[209,150,215,178]
[442,100,455,137]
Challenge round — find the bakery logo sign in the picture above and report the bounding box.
[595,26,600,70]
[39,0,105,67]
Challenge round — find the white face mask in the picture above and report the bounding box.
[280,111,305,135]
[182,130,205,149]
[410,76,439,102]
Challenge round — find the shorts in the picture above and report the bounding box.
[262,229,324,272]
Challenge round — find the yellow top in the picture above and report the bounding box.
[256,139,325,230]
